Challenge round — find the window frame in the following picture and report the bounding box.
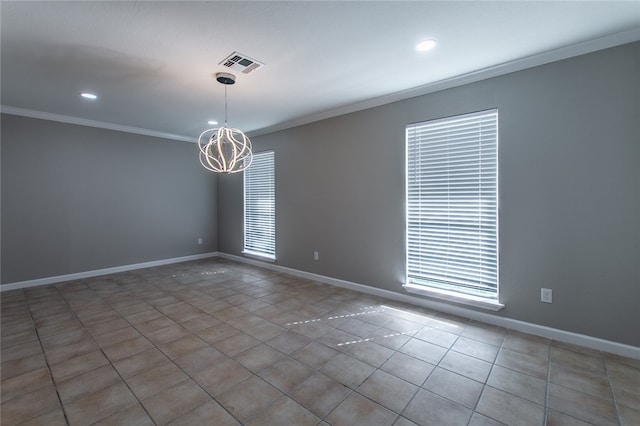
[404,109,503,310]
[243,151,276,261]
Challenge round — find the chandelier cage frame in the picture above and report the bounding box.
[198,73,253,174]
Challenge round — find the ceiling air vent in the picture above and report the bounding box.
[219,52,264,74]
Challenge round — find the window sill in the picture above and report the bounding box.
[242,251,276,263]
[403,283,505,311]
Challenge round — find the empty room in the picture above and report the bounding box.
[1,1,639,425]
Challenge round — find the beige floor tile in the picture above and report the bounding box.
[546,409,597,426]
[467,412,505,426]
[40,328,91,351]
[216,332,261,357]
[112,346,169,378]
[246,396,319,426]
[135,316,177,335]
[461,323,507,346]
[91,402,155,426]
[291,341,339,369]
[399,338,447,365]
[393,417,420,426]
[289,372,351,418]
[244,321,287,341]
[476,386,545,426]
[64,381,137,425]
[326,392,398,426]
[234,343,285,372]
[48,350,109,383]
[381,351,435,386]
[258,356,313,392]
[158,334,209,359]
[126,361,188,399]
[57,364,121,403]
[486,364,547,405]
[605,352,640,370]
[346,340,394,367]
[180,313,222,332]
[44,338,100,365]
[93,325,142,347]
[439,350,492,383]
[86,317,130,336]
[0,367,52,403]
[102,335,154,362]
[266,330,312,354]
[213,306,248,322]
[36,319,84,339]
[125,308,164,324]
[548,383,619,426]
[192,357,252,396]
[608,361,640,407]
[451,336,500,362]
[1,352,48,381]
[618,404,640,426]
[502,331,551,359]
[18,409,66,426]
[0,385,60,425]
[357,369,418,413]
[216,376,282,422]
[415,326,459,348]
[146,324,191,345]
[174,346,227,376]
[423,367,483,409]
[550,346,606,375]
[549,362,612,400]
[316,328,362,352]
[1,329,38,348]
[196,323,240,344]
[1,339,42,362]
[495,347,549,379]
[321,353,375,389]
[142,379,211,425]
[167,400,240,426]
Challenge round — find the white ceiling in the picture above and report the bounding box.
[2,1,639,141]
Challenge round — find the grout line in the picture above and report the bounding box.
[543,341,552,426]
[603,358,623,426]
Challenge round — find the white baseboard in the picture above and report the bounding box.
[0,252,219,292]
[218,252,640,360]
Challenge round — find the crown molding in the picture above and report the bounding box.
[250,28,640,137]
[0,106,197,143]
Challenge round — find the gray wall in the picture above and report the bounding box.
[218,42,640,346]
[1,114,217,283]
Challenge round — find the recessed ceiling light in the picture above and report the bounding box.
[208,120,218,125]
[416,39,437,52]
[81,93,97,99]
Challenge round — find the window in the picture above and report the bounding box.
[405,109,498,302]
[243,151,275,260]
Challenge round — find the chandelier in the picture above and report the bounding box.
[198,72,252,173]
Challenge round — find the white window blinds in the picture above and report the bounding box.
[243,151,275,260]
[406,109,498,299]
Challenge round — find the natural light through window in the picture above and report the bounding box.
[243,151,276,260]
[405,109,499,306]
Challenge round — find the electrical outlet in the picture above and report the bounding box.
[198,238,203,245]
[541,288,553,303]
[313,251,319,261]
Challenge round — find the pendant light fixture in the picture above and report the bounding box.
[198,72,252,173]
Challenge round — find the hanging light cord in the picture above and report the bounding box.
[224,85,228,127]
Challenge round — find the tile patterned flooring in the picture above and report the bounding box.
[1,258,639,425]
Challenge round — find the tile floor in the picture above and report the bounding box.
[1,258,639,426]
